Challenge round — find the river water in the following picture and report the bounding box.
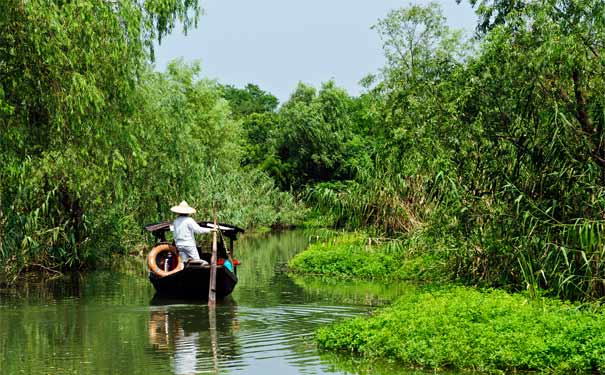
[0,231,445,375]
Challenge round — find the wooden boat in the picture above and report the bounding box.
[144,221,244,299]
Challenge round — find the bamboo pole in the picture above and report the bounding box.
[208,206,218,305]
[208,305,219,374]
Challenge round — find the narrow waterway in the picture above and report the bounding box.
[0,231,453,375]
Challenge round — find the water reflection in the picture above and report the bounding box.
[0,230,460,375]
[148,297,240,374]
[149,307,204,374]
[290,274,415,306]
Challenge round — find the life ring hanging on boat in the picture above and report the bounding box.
[147,243,184,277]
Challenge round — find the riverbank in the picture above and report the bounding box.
[289,233,605,374]
[288,231,448,282]
[0,221,300,289]
[317,286,605,373]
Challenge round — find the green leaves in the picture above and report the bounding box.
[290,1,605,301]
[317,286,605,372]
[0,1,206,278]
[221,83,279,119]
[289,232,446,281]
[260,81,357,190]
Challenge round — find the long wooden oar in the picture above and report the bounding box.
[208,206,218,305]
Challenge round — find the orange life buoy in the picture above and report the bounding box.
[147,243,184,277]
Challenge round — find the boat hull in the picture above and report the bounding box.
[149,266,238,299]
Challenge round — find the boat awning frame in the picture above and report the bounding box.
[144,221,245,241]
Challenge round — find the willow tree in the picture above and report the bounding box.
[457,0,528,34]
[0,1,200,279]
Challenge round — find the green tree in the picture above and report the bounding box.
[313,3,468,233]
[221,83,279,118]
[127,60,241,219]
[220,83,281,168]
[457,0,527,34]
[274,82,355,189]
[0,1,201,275]
[373,2,465,81]
[449,0,605,298]
[240,112,280,166]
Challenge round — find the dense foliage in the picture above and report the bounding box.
[447,0,605,300]
[268,0,605,301]
[2,0,605,302]
[225,81,362,190]
[0,1,302,283]
[316,287,605,373]
[288,233,445,282]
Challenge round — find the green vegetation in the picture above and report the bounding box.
[278,2,605,372]
[0,1,303,284]
[3,0,605,351]
[6,0,602,301]
[316,287,605,373]
[5,0,605,372]
[289,233,446,282]
[251,0,605,302]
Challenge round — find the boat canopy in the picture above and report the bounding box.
[144,221,245,241]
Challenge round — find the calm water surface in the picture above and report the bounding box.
[0,231,450,375]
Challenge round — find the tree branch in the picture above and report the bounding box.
[572,69,594,134]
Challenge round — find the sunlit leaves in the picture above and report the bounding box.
[0,0,202,278]
[273,81,356,189]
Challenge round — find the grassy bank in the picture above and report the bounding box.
[288,231,448,282]
[290,233,605,373]
[317,286,605,374]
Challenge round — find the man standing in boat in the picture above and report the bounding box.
[171,201,214,266]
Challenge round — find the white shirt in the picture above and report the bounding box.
[174,330,199,375]
[172,216,212,248]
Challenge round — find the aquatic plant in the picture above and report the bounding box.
[316,286,605,373]
[288,233,448,282]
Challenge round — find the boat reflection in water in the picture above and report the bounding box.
[148,296,241,374]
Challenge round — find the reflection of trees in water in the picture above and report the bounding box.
[1,231,419,375]
[289,275,414,306]
[237,231,310,282]
[0,272,159,375]
[148,297,241,374]
[235,230,412,307]
[318,352,461,375]
[0,271,151,302]
[233,230,311,306]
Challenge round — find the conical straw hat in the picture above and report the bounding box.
[170,201,196,215]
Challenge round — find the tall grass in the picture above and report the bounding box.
[306,161,460,236]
